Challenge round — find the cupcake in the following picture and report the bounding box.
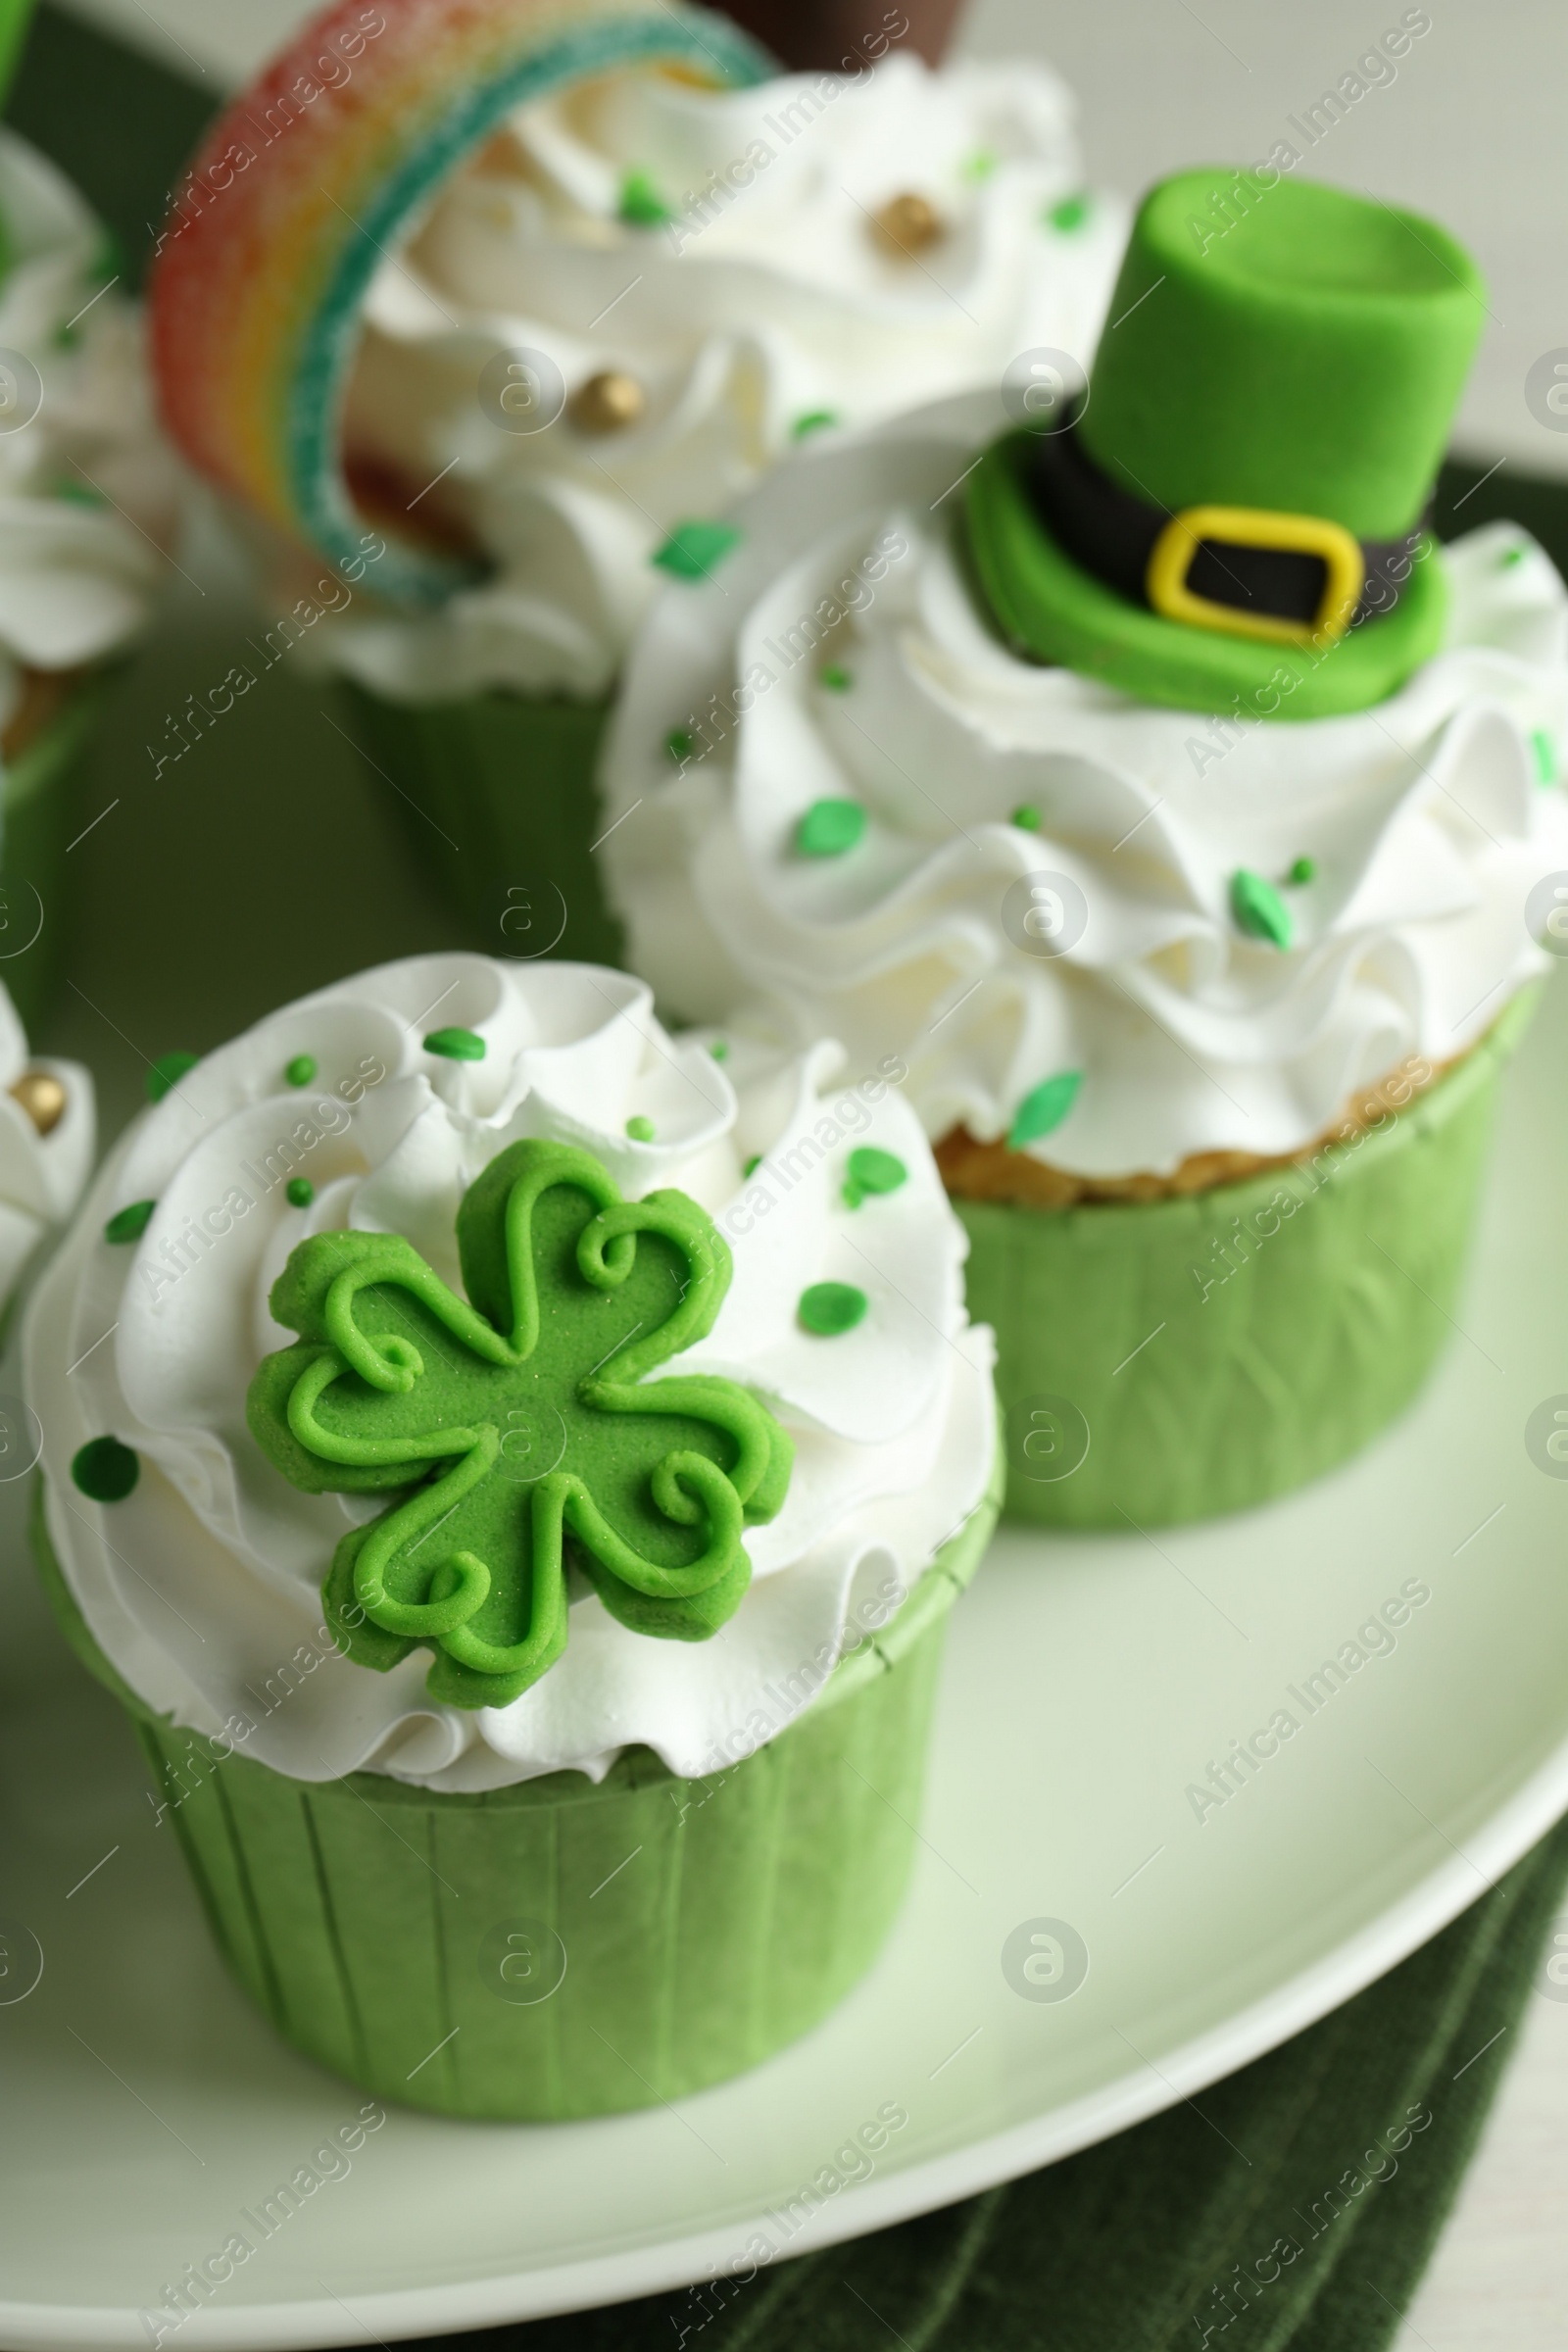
[25,953,998,2117]
[600,170,1568,1529]
[0,128,181,1022]
[148,0,1122,963]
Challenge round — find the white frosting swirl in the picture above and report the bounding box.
[0,133,179,734]
[318,52,1122,700]
[26,956,993,1790]
[602,399,1568,1176]
[0,980,92,1309]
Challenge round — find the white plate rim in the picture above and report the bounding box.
[4,1727,1564,2351]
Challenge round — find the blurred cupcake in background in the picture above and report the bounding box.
[149,0,1123,963]
[600,171,1568,1530]
[0,63,183,1020]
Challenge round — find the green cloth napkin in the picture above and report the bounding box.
[406,1818,1568,2352]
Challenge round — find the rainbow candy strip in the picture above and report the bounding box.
[150,0,769,609]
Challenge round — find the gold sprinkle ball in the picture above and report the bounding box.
[10,1069,66,1135]
[871,192,945,256]
[569,370,647,433]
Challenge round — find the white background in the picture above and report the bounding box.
[40,1,1568,2342]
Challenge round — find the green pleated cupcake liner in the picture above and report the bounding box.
[0,670,108,1031]
[958,993,1535,1531]
[340,680,622,966]
[34,1452,1000,2121]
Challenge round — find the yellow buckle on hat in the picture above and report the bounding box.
[1146,505,1365,648]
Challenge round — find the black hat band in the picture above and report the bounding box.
[1025,418,1429,648]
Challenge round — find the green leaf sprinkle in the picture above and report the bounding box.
[147,1052,198,1103]
[1532,728,1557,784]
[799,1281,868,1336]
[791,409,839,440]
[424,1027,486,1061]
[846,1147,906,1199]
[1007,1071,1082,1151]
[842,1143,908,1209]
[652,519,743,582]
[618,169,673,226]
[72,1437,139,1502]
[796,798,867,858]
[104,1200,156,1246]
[744,1153,761,1177]
[1230,867,1294,949]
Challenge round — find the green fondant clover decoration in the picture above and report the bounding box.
[246,1140,794,1711]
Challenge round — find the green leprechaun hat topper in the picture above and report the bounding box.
[966,168,1486,720]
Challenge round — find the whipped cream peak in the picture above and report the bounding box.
[0,132,179,731]
[28,956,992,1790]
[603,400,1568,1177]
[0,975,93,1303]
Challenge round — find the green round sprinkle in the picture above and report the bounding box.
[72,1437,139,1503]
[1288,856,1317,886]
[618,168,672,226]
[1532,728,1557,784]
[1008,1071,1083,1151]
[961,148,999,182]
[744,1153,761,1177]
[652,519,743,581]
[1010,804,1043,831]
[1230,867,1294,950]
[286,1178,315,1209]
[626,1115,656,1142]
[147,1051,198,1103]
[285,1054,318,1088]
[847,1147,906,1198]
[791,409,839,441]
[104,1200,156,1246]
[1049,192,1092,232]
[796,798,867,858]
[665,727,695,763]
[710,1040,729,1061]
[424,1027,486,1062]
[1501,544,1527,568]
[819,664,853,692]
[799,1281,869,1337]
